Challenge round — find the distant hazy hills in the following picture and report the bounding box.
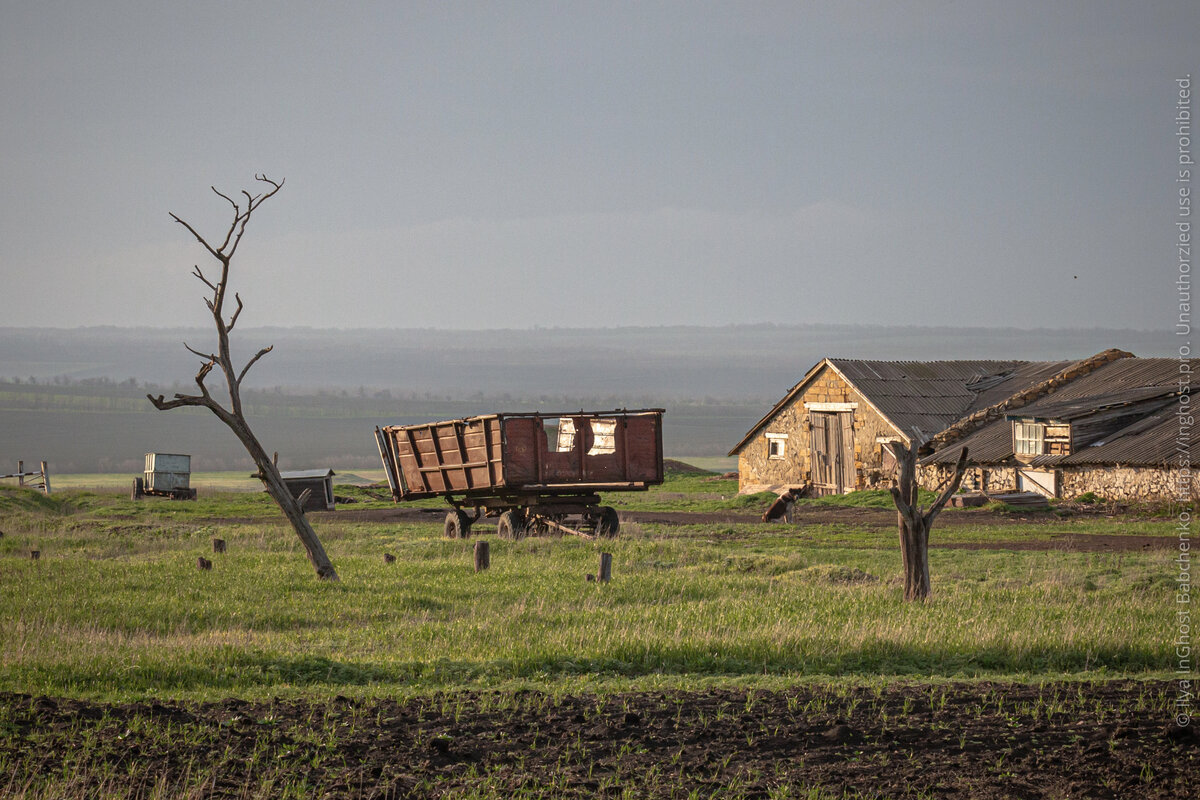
[0,325,1173,474]
[0,324,1172,401]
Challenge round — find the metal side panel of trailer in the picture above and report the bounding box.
[375,409,665,502]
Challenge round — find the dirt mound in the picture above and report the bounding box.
[1,681,1192,798]
[662,459,714,475]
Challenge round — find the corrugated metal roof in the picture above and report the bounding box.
[923,358,1195,467]
[968,361,1077,409]
[1018,358,1181,404]
[829,359,1070,443]
[729,357,1068,455]
[1060,408,1197,466]
[1005,386,1177,422]
[922,420,1014,465]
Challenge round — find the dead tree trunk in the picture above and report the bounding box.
[888,440,968,602]
[147,175,338,581]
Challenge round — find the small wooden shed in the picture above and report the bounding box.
[279,468,336,511]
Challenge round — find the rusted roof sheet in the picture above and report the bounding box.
[923,358,1195,467]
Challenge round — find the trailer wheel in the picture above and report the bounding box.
[596,506,620,538]
[497,509,526,540]
[444,510,471,539]
[131,477,144,500]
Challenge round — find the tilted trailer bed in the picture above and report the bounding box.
[375,409,664,539]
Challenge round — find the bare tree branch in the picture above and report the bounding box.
[192,265,218,292]
[225,176,283,262]
[147,393,204,411]
[227,293,244,332]
[147,358,218,411]
[183,342,217,361]
[237,345,274,387]
[169,212,223,262]
[925,447,969,525]
[211,186,239,211]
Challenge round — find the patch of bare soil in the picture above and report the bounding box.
[2,682,1193,798]
[662,459,715,475]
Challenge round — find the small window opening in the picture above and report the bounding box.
[1013,421,1045,456]
[766,433,787,460]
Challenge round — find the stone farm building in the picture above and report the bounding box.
[923,355,1197,502]
[728,349,1192,501]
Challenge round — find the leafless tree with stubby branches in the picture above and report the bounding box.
[888,435,968,601]
[147,175,338,581]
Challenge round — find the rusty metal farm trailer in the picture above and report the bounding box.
[375,409,664,539]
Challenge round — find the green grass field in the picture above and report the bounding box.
[0,472,1180,704]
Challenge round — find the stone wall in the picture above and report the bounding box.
[917,464,1017,495]
[917,462,1195,502]
[737,364,901,493]
[1059,466,1196,502]
[737,401,807,491]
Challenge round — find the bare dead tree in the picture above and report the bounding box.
[888,437,969,602]
[147,175,339,581]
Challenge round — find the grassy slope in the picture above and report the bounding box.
[0,475,1180,703]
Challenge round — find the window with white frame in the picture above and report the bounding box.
[1013,420,1045,456]
[766,433,787,460]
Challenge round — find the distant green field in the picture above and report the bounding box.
[48,470,389,493]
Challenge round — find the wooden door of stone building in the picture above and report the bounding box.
[809,411,854,495]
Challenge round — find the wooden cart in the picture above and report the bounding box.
[375,409,664,539]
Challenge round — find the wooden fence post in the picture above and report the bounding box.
[474,541,490,572]
[213,538,226,554]
[17,461,23,488]
[598,552,612,583]
[40,462,50,494]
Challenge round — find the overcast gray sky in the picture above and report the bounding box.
[1,2,1193,331]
